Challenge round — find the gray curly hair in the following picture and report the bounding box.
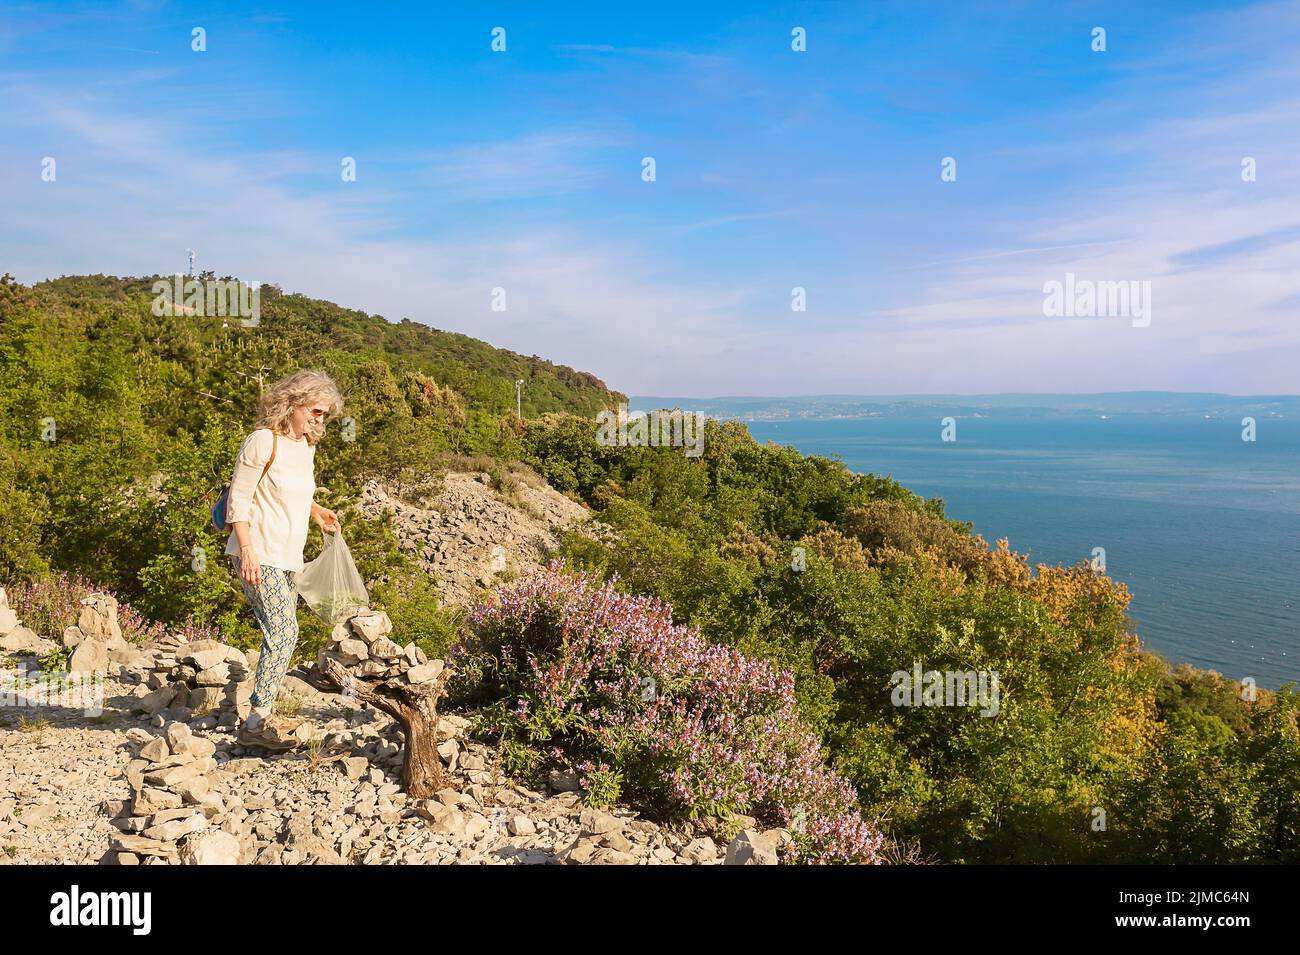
[256,369,344,446]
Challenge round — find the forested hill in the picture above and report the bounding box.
[0,272,619,594]
[1,273,621,420]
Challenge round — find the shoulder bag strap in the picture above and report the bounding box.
[259,430,278,482]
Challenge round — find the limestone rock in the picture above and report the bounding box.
[418,802,466,837]
[101,798,131,819]
[188,686,223,713]
[548,769,582,793]
[724,829,781,865]
[144,758,213,788]
[164,721,193,754]
[138,737,169,763]
[77,593,125,647]
[143,811,207,841]
[21,804,57,826]
[579,807,623,835]
[346,610,392,643]
[110,833,178,860]
[406,659,444,684]
[279,675,320,701]
[0,626,52,656]
[335,639,369,664]
[358,475,590,608]
[681,836,719,864]
[194,664,230,686]
[558,835,601,864]
[178,736,216,760]
[436,738,459,768]
[368,637,402,661]
[150,806,206,825]
[184,649,227,672]
[182,639,246,667]
[68,638,109,672]
[590,847,637,865]
[134,684,180,716]
[341,757,370,780]
[179,829,240,865]
[108,645,148,668]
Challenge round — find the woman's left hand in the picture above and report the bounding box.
[312,505,341,534]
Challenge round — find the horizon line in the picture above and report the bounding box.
[629,391,1300,400]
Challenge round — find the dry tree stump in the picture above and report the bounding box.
[309,656,451,799]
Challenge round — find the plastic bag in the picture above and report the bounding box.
[296,532,369,623]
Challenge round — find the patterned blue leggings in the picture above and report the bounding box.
[232,557,299,709]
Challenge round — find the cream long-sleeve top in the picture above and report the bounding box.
[223,428,317,572]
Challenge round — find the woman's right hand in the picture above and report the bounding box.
[239,545,262,588]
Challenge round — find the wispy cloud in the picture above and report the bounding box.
[552,43,728,67]
[1168,224,1300,270]
[905,241,1126,272]
[674,208,801,232]
[409,129,626,200]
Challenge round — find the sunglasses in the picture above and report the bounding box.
[308,407,330,418]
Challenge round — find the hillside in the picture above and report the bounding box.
[5,274,622,418]
[0,273,620,619]
[359,471,592,607]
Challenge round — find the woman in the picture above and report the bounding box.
[225,369,344,750]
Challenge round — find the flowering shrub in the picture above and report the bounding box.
[8,573,94,637]
[6,572,216,645]
[451,563,884,863]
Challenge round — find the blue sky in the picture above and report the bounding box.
[2,0,1298,395]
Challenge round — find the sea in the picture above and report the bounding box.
[741,415,1299,690]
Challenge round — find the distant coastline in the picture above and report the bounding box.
[630,392,1300,422]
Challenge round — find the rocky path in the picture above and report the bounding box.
[0,704,135,864]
